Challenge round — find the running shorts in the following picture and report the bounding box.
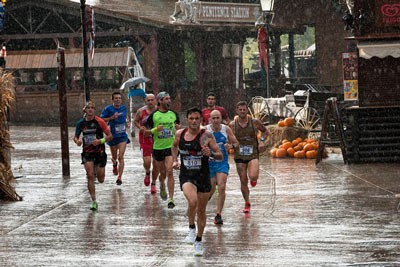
[81,151,107,167]
[209,161,229,178]
[107,136,130,147]
[152,148,172,162]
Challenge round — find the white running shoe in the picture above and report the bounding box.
[194,240,203,256]
[184,228,196,244]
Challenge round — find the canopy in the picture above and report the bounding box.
[358,41,400,59]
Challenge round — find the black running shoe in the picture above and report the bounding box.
[168,199,175,209]
[116,176,122,185]
[214,213,223,225]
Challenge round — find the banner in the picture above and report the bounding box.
[89,6,96,61]
[342,52,358,100]
[0,2,4,32]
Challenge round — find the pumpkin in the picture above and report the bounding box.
[284,117,295,127]
[278,121,285,127]
[292,139,299,146]
[276,148,287,158]
[293,145,302,151]
[303,143,314,152]
[270,148,277,157]
[307,138,316,143]
[306,150,317,159]
[287,147,295,157]
[294,151,305,158]
[282,139,289,143]
[281,142,292,150]
[296,137,303,142]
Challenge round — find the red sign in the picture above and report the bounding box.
[376,0,400,27]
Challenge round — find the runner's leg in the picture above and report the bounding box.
[96,166,105,183]
[209,176,216,199]
[236,163,250,203]
[216,172,228,214]
[182,182,198,225]
[117,141,127,177]
[196,192,209,238]
[165,155,175,199]
[151,157,159,184]
[84,161,96,201]
[110,145,118,168]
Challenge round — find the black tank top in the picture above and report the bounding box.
[179,128,209,177]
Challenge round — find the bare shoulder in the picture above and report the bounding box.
[175,128,184,137]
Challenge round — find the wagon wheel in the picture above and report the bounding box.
[294,107,320,130]
[248,96,270,124]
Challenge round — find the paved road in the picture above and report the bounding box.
[1,126,400,266]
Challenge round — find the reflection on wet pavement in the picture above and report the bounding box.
[1,126,400,266]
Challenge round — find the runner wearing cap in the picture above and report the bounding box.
[145,92,181,208]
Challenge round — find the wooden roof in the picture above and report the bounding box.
[5,47,131,69]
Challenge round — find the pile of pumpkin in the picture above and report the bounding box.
[278,117,295,127]
[270,137,327,159]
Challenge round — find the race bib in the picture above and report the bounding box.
[115,123,126,134]
[183,156,202,170]
[239,145,253,156]
[159,128,173,139]
[83,134,96,145]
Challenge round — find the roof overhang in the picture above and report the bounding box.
[358,41,400,59]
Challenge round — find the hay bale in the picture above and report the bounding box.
[266,125,308,149]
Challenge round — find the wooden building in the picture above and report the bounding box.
[1,0,351,124]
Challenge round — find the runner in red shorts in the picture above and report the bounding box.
[134,94,159,193]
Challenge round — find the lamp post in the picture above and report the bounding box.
[260,0,274,98]
[80,0,90,103]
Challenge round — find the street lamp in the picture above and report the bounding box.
[260,0,274,98]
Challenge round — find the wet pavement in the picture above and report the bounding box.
[2,126,400,266]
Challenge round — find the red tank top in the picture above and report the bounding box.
[139,107,154,145]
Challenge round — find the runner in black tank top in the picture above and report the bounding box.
[172,108,223,256]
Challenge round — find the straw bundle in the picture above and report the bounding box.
[0,70,22,201]
[266,125,309,150]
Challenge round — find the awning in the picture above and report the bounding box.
[358,41,400,59]
[5,47,133,69]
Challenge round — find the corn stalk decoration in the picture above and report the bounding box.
[0,70,22,201]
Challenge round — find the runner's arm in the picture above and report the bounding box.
[201,131,223,160]
[172,129,183,169]
[133,108,142,129]
[254,119,269,139]
[226,126,239,150]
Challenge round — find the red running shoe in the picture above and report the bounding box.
[116,176,122,185]
[250,180,257,187]
[144,173,150,186]
[112,163,118,175]
[243,202,251,213]
[151,184,157,194]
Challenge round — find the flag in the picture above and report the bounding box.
[257,27,268,69]
[89,6,96,61]
[0,2,4,32]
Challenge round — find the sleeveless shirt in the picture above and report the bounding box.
[233,117,259,160]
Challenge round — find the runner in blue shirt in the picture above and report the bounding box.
[100,91,130,185]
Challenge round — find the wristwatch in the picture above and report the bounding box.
[260,137,265,142]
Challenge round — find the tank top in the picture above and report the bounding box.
[206,124,228,163]
[234,117,259,160]
[179,128,209,178]
[139,107,154,145]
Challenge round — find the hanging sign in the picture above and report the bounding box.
[376,0,400,27]
[342,52,358,101]
[195,2,261,23]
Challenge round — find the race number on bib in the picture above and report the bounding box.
[159,128,173,139]
[83,134,96,145]
[239,145,253,156]
[115,124,126,134]
[183,156,202,170]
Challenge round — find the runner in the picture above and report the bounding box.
[133,93,159,193]
[100,91,130,185]
[229,101,269,214]
[202,92,230,126]
[74,101,113,210]
[206,110,239,225]
[146,92,180,208]
[172,107,223,256]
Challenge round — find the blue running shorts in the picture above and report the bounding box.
[209,161,229,178]
[107,136,130,147]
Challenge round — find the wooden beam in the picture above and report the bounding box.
[0,30,156,40]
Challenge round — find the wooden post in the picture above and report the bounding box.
[57,47,70,178]
[194,37,204,108]
[80,0,90,102]
[150,34,160,95]
[288,33,295,79]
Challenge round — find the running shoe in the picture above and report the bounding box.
[144,173,150,186]
[90,201,98,211]
[214,213,223,225]
[243,202,251,213]
[116,176,122,185]
[194,241,203,256]
[112,163,118,175]
[160,187,167,200]
[151,184,157,194]
[168,199,175,209]
[185,228,196,244]
[250,179,257,187]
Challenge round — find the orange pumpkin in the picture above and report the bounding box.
[276,148,287,158]
[284,117,295,127]
[306,150,317,159]
[307,138,316,143]
[293,145,302,151]
[292,139,299,146]
[287,147,295,157]
[282,139,289,143]
[303,143,314,152]
[281,142,292,150]
[294,151,305,158]
[278,121,285,127]
[270,148,277,157]
[296,137,303,142]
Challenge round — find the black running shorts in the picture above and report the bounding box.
[152,148,172,162]
[81,151,107,167]
[179,173,211,193]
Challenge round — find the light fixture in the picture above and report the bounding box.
[260,0,274,12]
